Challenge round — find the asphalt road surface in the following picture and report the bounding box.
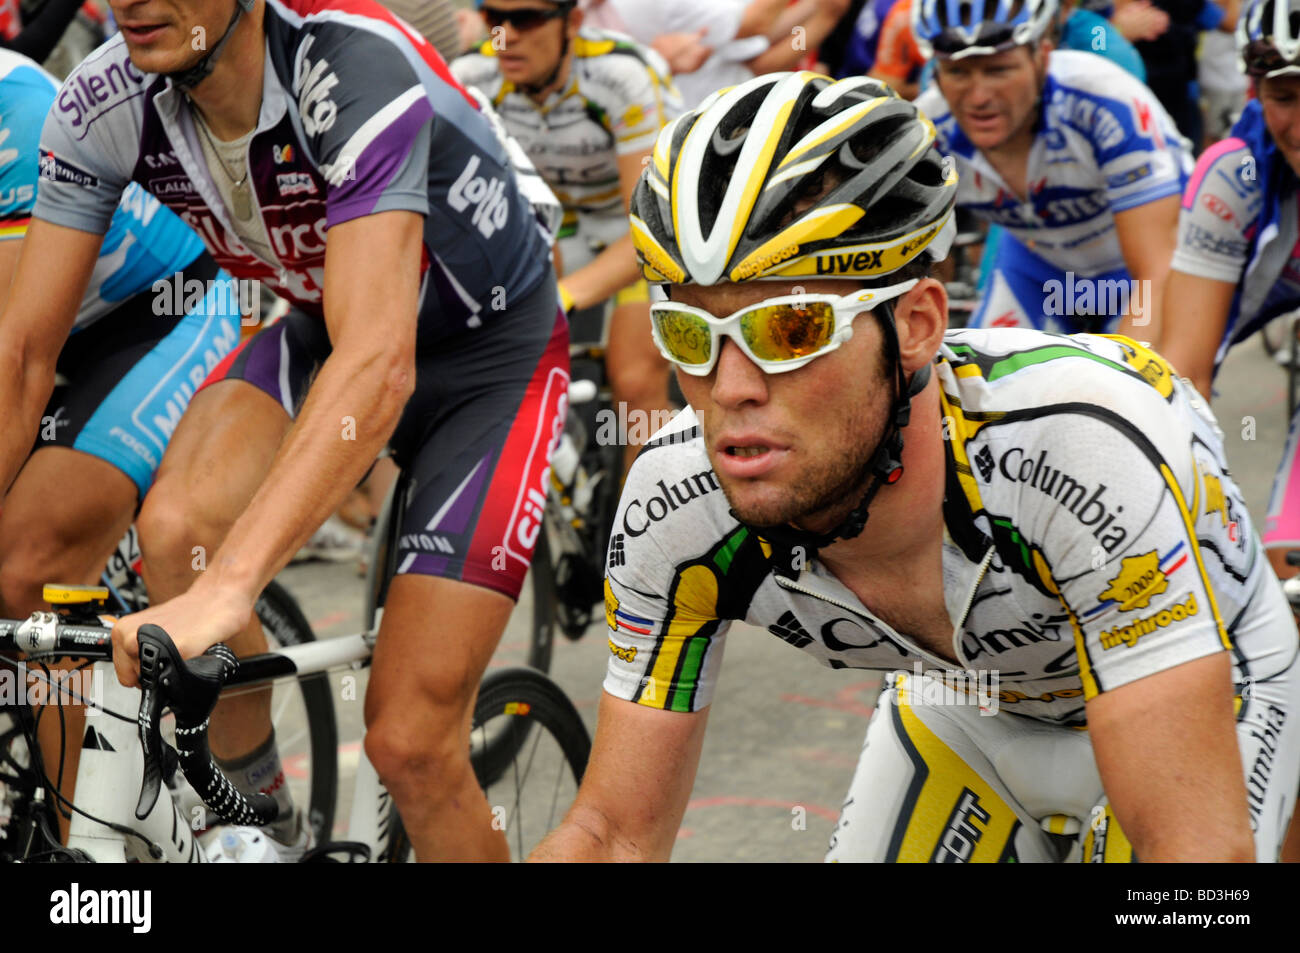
[273,332,1294,862]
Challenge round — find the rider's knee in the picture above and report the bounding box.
[136,485,225,567]
[364,707,468,794]
[0,545,46,616]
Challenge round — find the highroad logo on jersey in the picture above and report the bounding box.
[449,155,510,239]
[50,884,150,932]
[1099,591,1198,650]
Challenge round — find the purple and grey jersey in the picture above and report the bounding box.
[33,0,553,336]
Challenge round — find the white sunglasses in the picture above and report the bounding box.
[649,279,920,375]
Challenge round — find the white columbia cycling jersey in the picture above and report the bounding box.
[602,329,1296,728]
[915,51,1192,276]
[451,28,681,223]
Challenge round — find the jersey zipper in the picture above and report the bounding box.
[772,544,997,670]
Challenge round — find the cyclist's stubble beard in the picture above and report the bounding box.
[113,0,239,76]
[709,341,896,535]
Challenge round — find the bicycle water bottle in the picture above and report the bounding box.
[206,827,281,863]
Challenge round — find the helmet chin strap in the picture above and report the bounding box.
[733,301,932,570]
[167,0,256,91]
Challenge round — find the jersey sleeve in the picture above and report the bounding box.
[0,64,54,239]
[32,46,137,236]
[971,343,1238,699]
[1076,66,1189,213]
[291,24,435,227]
[1169,136,1259,284]
[602,424,732,713]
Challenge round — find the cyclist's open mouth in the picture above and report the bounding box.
[716,437,785,478]
[120,23,170,44]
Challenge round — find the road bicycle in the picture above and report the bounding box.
[0,530,590,861]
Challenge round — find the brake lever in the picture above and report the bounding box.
[135,624,237,820]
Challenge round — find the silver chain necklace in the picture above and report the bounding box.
[190,101,255,222]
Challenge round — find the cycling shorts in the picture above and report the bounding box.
[826,638,1300,862]
[36,252,244,499]
[1263,402,1300,553]
[559,212,648,308]
[969,233,1133,335]
[201,278,569,600]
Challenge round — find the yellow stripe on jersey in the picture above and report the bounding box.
[1164,459,1232,651]
[1079,802,1136,863]
[640,564,719,710]
[937,387,991,519]
[890,675,1023,862]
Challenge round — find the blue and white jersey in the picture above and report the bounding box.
[916,51,1193,277]
[0,48,203,331]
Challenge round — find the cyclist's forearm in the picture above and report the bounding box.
[561,234,642,311]
[529,806,663,862]
[0,352,55,495]
[200,347,413,601]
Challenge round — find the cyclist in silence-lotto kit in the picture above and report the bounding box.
[1160,0,1300,590]
[18,0,566,860]
[911,0,1192,335]
[0,48,245,841]
[453,0,682,475]
[531,72,1300,862]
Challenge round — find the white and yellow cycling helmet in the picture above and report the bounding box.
[629,71,958,287]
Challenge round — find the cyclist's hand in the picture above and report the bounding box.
[110,583,255,688]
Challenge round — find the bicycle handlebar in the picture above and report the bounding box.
[135,624,279,827]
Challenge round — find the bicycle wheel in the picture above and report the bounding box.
[381,667,590,861]
[252,581,338,845]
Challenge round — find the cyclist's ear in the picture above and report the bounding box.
[892,278,947,375]
[568,5,584,37]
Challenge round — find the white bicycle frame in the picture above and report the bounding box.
[59,632,391,863]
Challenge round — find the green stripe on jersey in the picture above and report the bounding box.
[713,527,748,574]
[984,347,1127,383]
[670,636,709,712]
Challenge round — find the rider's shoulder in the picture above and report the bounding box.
[571,27,673,90]
[449,43,505,92]
[1046,49,1151,99]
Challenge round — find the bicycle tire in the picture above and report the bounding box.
[380,667,590,862]
[528,533,556,674]
[251,581,339,846]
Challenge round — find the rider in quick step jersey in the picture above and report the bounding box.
[0,48,245,841]
[532,74,1300,863]
[912,0,1192,335]
[1161,0,1300,590]
[453,2,682,475]
[10,0,568,861]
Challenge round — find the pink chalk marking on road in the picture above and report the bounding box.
[308,610,350,632]
[780,679,880,718]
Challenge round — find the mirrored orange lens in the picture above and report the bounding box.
[740,302,835,362]
[653,310,712,365]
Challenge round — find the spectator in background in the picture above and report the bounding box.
[870,0,924,97]
[837,0,899,76]
[376,0,462,61]
[1124,0,1237,149]
[1058,0,1147,77]
[1,0,87,61]
[581,0,851,106]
